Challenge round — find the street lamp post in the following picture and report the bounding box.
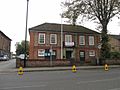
[24,0,29,67]
[97,43,102,65]
[61,17,63,59]
[50,46,53,66]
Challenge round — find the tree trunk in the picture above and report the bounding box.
[100,22,110,62]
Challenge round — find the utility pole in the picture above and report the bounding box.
[24,0,29,67]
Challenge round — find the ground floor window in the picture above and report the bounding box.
[38,49,45,56]
[89,50,95,56]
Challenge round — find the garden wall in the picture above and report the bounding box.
[16,58,72,68]
[16,58,120,68]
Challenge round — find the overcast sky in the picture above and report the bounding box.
[0,0,120,53]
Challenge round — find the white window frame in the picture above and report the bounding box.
[51,50,56,55]
[38,33,45,44]
[50,34,57,44]
[89,50,95,56]
[79,36,85,45]
[89,36,94,45]
[38,49,45,56]
[65,35,72,42]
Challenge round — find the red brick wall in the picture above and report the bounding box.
[29,32,34,59]
[29,30,100,64]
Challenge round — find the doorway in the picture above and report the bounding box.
[80,51,85,64]
[66,51,72,59]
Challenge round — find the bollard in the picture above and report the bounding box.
[18,67,24,75]
[104,64,108,71]
[72,65,77,73]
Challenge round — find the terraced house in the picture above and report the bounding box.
[0,30,11,59]
[29,23,100,65]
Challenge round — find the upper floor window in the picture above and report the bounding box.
[65,35,72,42]
[50,34,57,44]
[89,36,94,45]
[38,33,45,44]
[79,36,85,45]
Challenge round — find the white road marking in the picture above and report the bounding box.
[0,84,46,90]
[109,88,120,90]
[77,77,120,84]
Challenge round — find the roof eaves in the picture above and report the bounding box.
[29,23,100,34]
[0,30,12,41]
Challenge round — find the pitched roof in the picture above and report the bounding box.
[0,30,11,41]
[29,23,99,34]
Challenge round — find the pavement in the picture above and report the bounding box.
[0,65,120,73]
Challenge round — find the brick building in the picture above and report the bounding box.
[0,30,11,58]
[109,35,120,52]
[29,23,100,64]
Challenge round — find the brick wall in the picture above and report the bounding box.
[16,58,120,68]
[0,31,11,57]
[109,36,120,52]
[29,30,100,65]
[16,58,71,68]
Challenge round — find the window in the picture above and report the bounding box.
[65,35,72,42]
[50,34,57,44]
[38,33,45,44]
[79,36,85,45]
[89,50,95,56]
[51,50,56,55]
[38,49,45,56]
[89,36,94,45]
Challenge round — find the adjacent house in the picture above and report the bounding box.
[0,30,11,59]
[29,23,100,64]
[109,35,120,52]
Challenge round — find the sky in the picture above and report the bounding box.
[0,0,120,54]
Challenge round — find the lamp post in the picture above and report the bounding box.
[97,43,102,65]
[24,0,29,67]
[61,17,63,59]
[50,46,53,66]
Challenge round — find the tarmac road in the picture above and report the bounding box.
[0,59,16,69]
[0,68,120,90]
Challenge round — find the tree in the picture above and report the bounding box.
[62,0,120,60]
[16,40,29,56]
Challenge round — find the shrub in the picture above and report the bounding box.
[110,52,120,59]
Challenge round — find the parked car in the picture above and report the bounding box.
[0,55,9,61]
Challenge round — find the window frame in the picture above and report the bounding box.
[89,36,95,45]
[79,35,85,45]
[38,49,45,57]
[38,33,45,44]
[50,34,57,44]
[89,50,95,57]
[65,35,72,42]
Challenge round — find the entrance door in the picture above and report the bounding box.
[66,51,72,59]
[80,51,85,63]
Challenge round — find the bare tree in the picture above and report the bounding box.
[62,0,120,60]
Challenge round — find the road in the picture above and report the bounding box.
[0,59,16,69]
[0,69,120,90]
